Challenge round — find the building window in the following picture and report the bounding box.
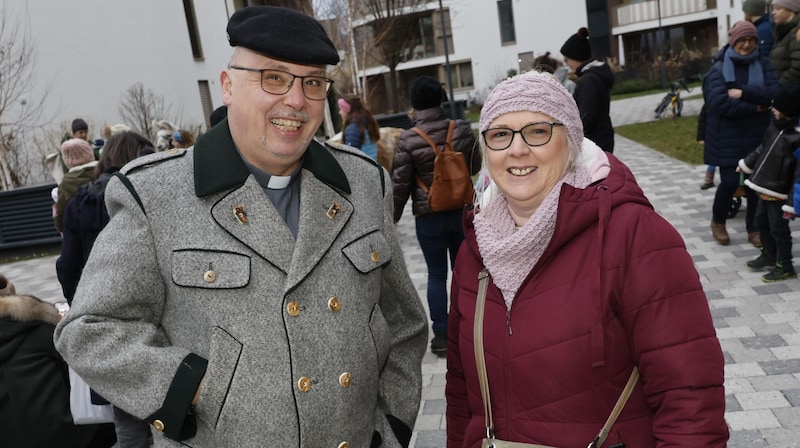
[443,61,474,89]
[518,52,534,73]
[183,0,203,60]
[198,81,213,129]
[497,0,516,45]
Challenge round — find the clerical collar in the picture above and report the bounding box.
[236,146,302,190]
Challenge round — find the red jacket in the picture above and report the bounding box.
[446,154,728,448]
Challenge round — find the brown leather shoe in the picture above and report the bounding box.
[711,221,730,245]
[748,232,762,248]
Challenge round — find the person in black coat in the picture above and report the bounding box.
[738,85,800,281]
[56,131,155,448]
[0,293,115,448]
[56,132,154,304]
[560,27,615,153]
[702,21,779,247]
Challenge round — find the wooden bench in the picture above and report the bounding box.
[0,183,61,251]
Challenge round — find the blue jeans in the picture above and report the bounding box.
[712,165,757,232]
[415,209,465,336]
[755,198,793,264]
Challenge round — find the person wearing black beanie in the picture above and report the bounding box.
[560,27,615,153]
[392,75,481,357]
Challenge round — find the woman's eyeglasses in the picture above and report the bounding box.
[481,122,564,151]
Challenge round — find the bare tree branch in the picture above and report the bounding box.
[0,3,50,190]
[118,83,173,141]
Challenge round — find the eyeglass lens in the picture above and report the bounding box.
[261,69,330,100]
[483,122,559,150]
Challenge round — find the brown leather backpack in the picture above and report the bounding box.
[413,120,474,212]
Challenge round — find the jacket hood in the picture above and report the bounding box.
[577,60,615,88]
[0,295,59,362]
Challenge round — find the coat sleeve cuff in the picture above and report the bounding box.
[145,353,208,441]
[738,159,753,174]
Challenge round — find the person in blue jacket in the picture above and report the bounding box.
[743,0,775,56]
[338,96,380,160]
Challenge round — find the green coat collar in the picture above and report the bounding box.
[193,118,351,197]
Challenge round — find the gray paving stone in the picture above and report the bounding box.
[742,335,790,350]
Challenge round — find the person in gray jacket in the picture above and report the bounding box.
[54,6,428,448]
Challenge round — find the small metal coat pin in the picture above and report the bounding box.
[326,203,341,219]
[233,205,248,224]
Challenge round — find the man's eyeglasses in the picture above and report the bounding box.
[228,66,334,101]
[481,122,564,151]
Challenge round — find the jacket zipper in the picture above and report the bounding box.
[505,308,512,335]
[752,130,783,179]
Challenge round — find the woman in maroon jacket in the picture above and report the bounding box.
[445,71,728,447]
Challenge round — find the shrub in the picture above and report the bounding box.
[611,78,660,95]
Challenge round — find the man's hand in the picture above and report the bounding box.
[193,378,204,405]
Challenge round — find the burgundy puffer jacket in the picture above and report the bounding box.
[446,154,728,448]
[391,107,480,221]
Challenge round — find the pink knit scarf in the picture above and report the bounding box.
[474,168,591,310]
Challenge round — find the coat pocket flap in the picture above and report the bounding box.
[171,249,251,289]
[342,231,391,274]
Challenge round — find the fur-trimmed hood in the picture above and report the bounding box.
[0,295,59,325]
[0,295,60,363]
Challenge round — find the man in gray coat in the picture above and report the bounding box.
[54,6,428,448]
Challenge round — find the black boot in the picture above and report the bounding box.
[431,333,447,357]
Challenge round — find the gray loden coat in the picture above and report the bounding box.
[54,119,429,448]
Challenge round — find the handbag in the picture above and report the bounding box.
[474,269,640,448]
[68,366,115,424]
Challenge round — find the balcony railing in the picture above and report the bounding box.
[613,0,716,27]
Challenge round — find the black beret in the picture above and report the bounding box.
[227,6,339,66]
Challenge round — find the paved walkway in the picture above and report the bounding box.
[3,89,800,447]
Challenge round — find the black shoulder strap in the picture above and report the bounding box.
[113,172,146,215]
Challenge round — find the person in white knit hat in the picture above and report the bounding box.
[445,71,728,448]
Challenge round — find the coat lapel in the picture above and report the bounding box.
[286,172,353,292]
[211,176,295,273]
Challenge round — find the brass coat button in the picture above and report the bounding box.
[297,376,311,392]
[327,297,341,312]
[339,372,352,388]
[337,442,350,448]
[153,419,165,432]
[370,251,381,263]
[203,270,216,283]
[287,301,300,316]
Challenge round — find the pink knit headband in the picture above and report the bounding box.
[479,71,583,157]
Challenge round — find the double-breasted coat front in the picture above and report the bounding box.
[54,121,429,448]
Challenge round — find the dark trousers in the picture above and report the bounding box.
[755,198,793,264]
[415,209,464,336]
[713,165,758,232]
